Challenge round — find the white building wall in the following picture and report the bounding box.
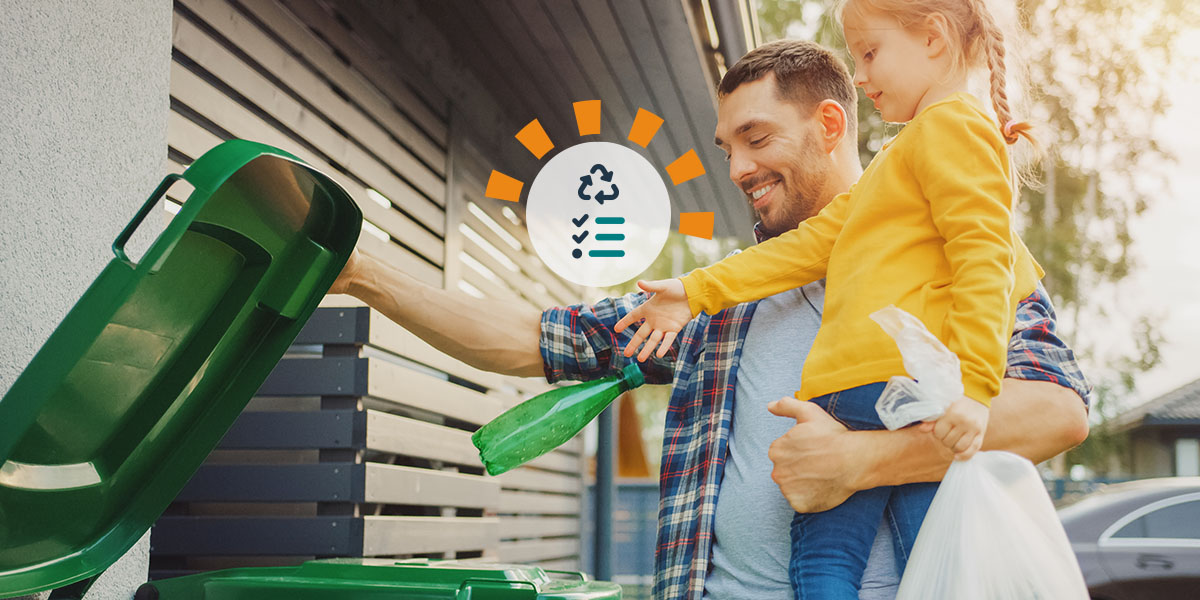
[1,1,172,598]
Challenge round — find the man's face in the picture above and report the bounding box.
[714,73,832,237]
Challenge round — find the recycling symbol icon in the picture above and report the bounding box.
[525,141,669,287]
[577,163,619,205]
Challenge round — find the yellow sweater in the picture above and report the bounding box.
[681,93,1043,406]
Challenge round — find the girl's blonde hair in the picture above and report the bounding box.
[836,0,1036,148]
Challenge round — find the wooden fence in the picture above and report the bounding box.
[153,0,588,576]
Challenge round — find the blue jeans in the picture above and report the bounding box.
[789,382,938,600]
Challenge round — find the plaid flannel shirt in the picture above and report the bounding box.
[539,242,1091,600]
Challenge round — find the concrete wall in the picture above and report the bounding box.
[0,0,172,598]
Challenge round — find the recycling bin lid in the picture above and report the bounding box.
[0,140,362,598]
[138,558,623,599]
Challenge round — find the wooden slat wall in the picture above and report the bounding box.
[399,0,756,240]
[348,308,587,568]
[159,0,589,576]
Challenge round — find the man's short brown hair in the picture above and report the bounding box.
[718,40,857,137]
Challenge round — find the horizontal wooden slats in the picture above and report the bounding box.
[233,0,447,172]
[460,263,525,305]
[365,311,553,398]
[172,13,448,235]
[498,539,580,563]
[259,355,515,416]
[354,309,549,398]
[498,491,582,516]
[152,516,359,555]
[176,464,356,502]
[460,209,577,310]
[219,410,361,449]
[365,359,504,426]
[215,406,580,467]
[181,0,444,188]
[363,311,511,394]
[361,516,498,556]
[175,463,499,510]
[168,109,225,159]
[291,306,543,398]
[168,65,446,272]
[286,0,449,135]
[205,449,321,465]
[460,234,557,311]
[167,95,444,277]
[154,516,500,557]
[365,409,479,467]
[363,463,499,509]
[364,410,580,472]
[355,233,444,288]
[498,469,584,495]
[499,517,581,540]
[520,450,582,475]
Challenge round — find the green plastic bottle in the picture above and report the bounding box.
[472,362,646,476]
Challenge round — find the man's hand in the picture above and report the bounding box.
[931,397,989,460]
[328,247,362,296]
[325,247,546,377]
[766,379,1086,514]
[614,278,692,361]
[766,397,862,513]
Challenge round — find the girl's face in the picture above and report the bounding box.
[843,8,946,123]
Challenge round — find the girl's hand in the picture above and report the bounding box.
[930,397,989,460]
[614,278,693,361]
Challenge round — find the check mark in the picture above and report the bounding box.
[572,214,589,227]
[572,231,589,244]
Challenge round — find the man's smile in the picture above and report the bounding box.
[746,179,781,210]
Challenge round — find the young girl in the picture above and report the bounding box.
[614,0,1041,597]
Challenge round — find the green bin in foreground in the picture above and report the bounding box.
[136,558,620,600]
[0,140,620,600]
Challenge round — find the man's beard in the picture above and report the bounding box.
[755,142,828,238]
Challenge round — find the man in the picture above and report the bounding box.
[331,40,1090,600]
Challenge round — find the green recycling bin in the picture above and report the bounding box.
[0,140,361,598]
[135,558,621,599]
[0,139,619,600]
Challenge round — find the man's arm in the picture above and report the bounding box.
[332,250,545,377]
[767,378,1089,513]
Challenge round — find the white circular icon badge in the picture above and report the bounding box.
[526,142,670,288]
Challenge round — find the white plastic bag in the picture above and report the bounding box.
[869,305,963,430]
[896,451,1089,599]
[869,305,1089,599]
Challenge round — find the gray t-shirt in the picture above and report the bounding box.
[701,281,901,600]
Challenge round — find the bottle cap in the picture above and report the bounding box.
[620,362,646,388]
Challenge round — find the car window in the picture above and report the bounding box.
[1113,500,1200,539]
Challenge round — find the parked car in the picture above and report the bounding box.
[1059,477,1200,599]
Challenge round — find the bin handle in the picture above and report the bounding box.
[543,569,588,582]
[456,578,536,599]
[112,173,185,265]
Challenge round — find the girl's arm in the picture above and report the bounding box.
[614,193,853,359]
[680,189,853,316]
[907,101,1020,407]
